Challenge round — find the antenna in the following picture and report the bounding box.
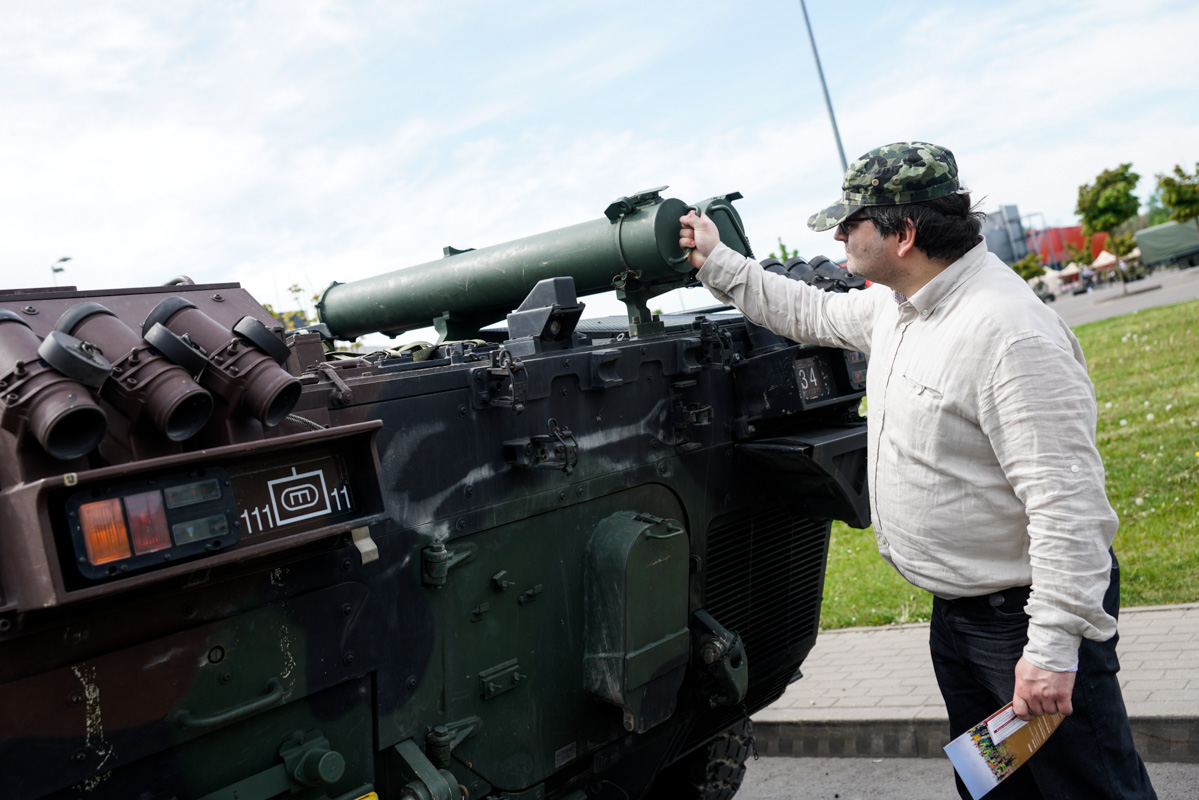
[800,0,848,173]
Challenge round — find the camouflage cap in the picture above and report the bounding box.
[807,141,960,231]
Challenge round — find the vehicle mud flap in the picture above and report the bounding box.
[736,425,870,529]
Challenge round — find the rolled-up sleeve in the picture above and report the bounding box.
[698,242,883,355]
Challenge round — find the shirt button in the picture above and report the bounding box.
[1070,464,1080,473]
[920,309,929,318]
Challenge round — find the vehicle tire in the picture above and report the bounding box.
[651,718,755,800]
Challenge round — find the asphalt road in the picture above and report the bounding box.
[738,756,1199,800]
[1046,265,1199,327]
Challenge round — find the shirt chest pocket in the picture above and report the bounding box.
[901,373,943,401]
[890,372,948,462]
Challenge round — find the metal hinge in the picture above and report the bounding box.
[505,418,579,475]
[603,186,667,223]
[425,717,482,769]
[670,380,713,450]
[421,542,476,588]
[700,321,735,372]
[470,348,528,414]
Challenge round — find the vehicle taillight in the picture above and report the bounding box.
[66,466,239,580]
[124,490,172,555]
[79,498,132,565]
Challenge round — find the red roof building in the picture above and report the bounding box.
[1025,226,1109,266]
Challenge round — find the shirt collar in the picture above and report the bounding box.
[904,238,989,317]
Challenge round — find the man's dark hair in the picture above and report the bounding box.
[862,192,985,263]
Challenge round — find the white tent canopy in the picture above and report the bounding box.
[1030,267,1063,293]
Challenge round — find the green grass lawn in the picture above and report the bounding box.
[819,296,1199,629]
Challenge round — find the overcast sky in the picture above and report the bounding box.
[2,0,1196,336]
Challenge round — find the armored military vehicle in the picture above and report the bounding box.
[0,188,868,800]
[1135,219,1199,269]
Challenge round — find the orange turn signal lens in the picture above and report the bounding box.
[124,490,171,555]
[79,498,132,565]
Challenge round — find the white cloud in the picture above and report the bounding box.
[1,0,1196,331]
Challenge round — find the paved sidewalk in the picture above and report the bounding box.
[752,603,1199,762]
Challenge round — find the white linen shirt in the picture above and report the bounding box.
[698,239,1118,671]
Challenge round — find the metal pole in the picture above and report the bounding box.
[1023,212,1057,267]
[1001,207,1019,264]
[1024,219,1040,262]
[800,0,848,172]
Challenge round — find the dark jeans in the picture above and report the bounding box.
[929,551,1156,800]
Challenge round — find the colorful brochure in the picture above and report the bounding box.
[943,702,1063,799]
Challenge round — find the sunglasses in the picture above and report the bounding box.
[838,213,870,236]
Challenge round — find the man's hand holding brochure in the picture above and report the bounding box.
[943,702,1064,799]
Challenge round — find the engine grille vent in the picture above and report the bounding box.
[705,505,829,667]
[678,505,831,755]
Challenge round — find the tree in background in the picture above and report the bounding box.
[1009,251,1044,282]
[1011,252,1054,301]
[1120,188,1169,234]
[263,283,357,346]
[1157,162,1199,224]
[1108,231,1137,259]
[1077,164,1140,294]
[1064,240,1092,269]
[271,283,318,331]
[769,237,800,261]
[1144,188,1172,227]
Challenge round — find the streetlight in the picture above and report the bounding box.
[51,256,70,287]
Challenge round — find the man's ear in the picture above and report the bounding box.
[894,219,918,258]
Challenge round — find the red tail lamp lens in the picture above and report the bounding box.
[79,498,132,565]
[124,490,171,555]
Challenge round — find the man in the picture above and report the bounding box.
[679,142,1155,799]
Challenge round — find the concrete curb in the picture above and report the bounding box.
[754,716,1199,763]
[1092,282,1163,303]
[754,719,949,759]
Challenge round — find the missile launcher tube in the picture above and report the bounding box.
[316,190,750,340]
